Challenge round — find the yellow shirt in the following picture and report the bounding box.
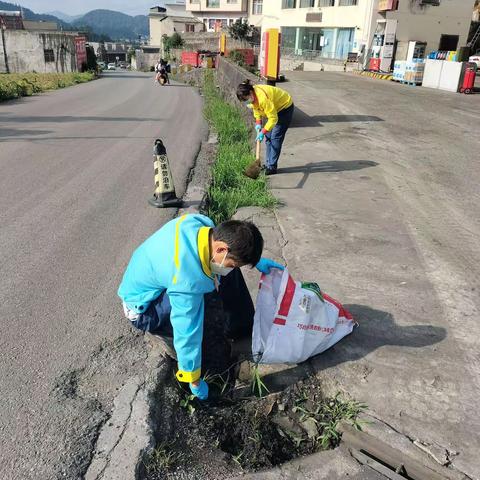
[251,85,293,132]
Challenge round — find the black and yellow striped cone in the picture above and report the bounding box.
[148,139,183,208]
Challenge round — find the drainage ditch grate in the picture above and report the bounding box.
[341,424,453,480]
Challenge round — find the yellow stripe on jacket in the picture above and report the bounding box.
[172,214,188,284]
[251,85,293,132]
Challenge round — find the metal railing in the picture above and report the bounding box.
[281,47,341,61]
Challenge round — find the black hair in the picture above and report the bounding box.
[236,79,255,101]
[212,220,263,267]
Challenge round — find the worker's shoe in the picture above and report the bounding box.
[265,167,277,176]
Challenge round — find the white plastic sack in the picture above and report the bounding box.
[252,269,355,364]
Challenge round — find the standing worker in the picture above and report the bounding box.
[236,80,294,175]
[118,213,283,401]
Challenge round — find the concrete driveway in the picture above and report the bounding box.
[267,71,480,479]
[0,71,206,479]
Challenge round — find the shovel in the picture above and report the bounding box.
[244,140,262,180]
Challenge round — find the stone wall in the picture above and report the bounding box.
[132,51,159,71]
[216,56,259,104]
[0,30,77,74]
[180,32,249,52]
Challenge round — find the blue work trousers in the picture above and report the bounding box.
[130,268,254,340]
[265,103,294,170]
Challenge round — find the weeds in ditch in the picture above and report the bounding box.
[179,393,197,415]
[202,70,276,224]
[251,364,269,398]
[143,442,183,476]
[292,391,368,450]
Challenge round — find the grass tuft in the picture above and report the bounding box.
[202,70,276,224]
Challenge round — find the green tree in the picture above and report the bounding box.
[228,19,253,41]
[85,45,97,71]
[162,32,185,54]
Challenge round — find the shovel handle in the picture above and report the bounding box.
[255,140,261,162]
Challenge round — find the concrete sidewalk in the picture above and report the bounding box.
[255,72,479,479]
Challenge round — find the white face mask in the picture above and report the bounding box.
[244,98,253,105]
[210,250,233,277]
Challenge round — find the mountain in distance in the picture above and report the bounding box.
[0,1,149,41]
[0,1,71,29]
[45,10,83,23]
[72,9,149,41]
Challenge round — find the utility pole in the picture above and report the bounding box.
[1,19,10,74]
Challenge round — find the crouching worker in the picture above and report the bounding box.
[118,214,283,401]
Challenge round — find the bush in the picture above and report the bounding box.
[0,72,95,101]
[228,50,246,67]
[163,32,184,53]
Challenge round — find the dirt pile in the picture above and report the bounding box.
[142,366,365,479]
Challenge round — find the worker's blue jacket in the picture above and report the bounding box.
[118,214,215,384]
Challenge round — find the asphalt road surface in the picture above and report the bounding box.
[0,72,206,479]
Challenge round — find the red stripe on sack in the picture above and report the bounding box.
[273,318,286,326]
[277,275,296,317]
[323,293,354,321]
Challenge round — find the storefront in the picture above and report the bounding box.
[281,26,355,60]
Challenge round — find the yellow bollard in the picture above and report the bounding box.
[148,139,183,208]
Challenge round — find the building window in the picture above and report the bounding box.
[44,49,55,62]
[189,0,199,3]
[206,0,220,7]
[252,0,263,14]
[338,0,357,5]
[226,0,238,3]
[319,0,335,6]
[282,0,297,8]
[281,27,297,49]
[208,18,227,30]
[185,23,195,32]
[300,0,315,6]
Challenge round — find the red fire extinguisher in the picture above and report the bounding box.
[459,67,476,94]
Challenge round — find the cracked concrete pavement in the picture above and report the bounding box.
[250,71,480,479]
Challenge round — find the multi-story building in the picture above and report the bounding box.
[149,4,205,47]
[254,0,474,62]
[185,0,249,32]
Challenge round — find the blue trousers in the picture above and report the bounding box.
[130,268,254,340]
[265,103,294,170]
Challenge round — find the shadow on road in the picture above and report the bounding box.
[275,160,378,189]
[290,107,384,128]
[259,304,447,393]
[0,128,52,139]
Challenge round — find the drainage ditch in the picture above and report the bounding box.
[140,327,366,480]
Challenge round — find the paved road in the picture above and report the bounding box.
[0,72,206,479]
[270,72,480,479]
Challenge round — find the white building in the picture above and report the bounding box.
[149,3,204,47]
[186,0,250,32]
[254,0,474,62]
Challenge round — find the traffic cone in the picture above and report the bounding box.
[148,139,183,208]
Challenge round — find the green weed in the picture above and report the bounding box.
[292,391,368,450]
[251,364,269,398]
[143,442,183,476]
[202,70,276,224]
[179,393,197,415]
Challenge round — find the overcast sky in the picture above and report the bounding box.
[19,0,162,16]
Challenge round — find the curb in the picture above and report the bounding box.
[352,70,393,81]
